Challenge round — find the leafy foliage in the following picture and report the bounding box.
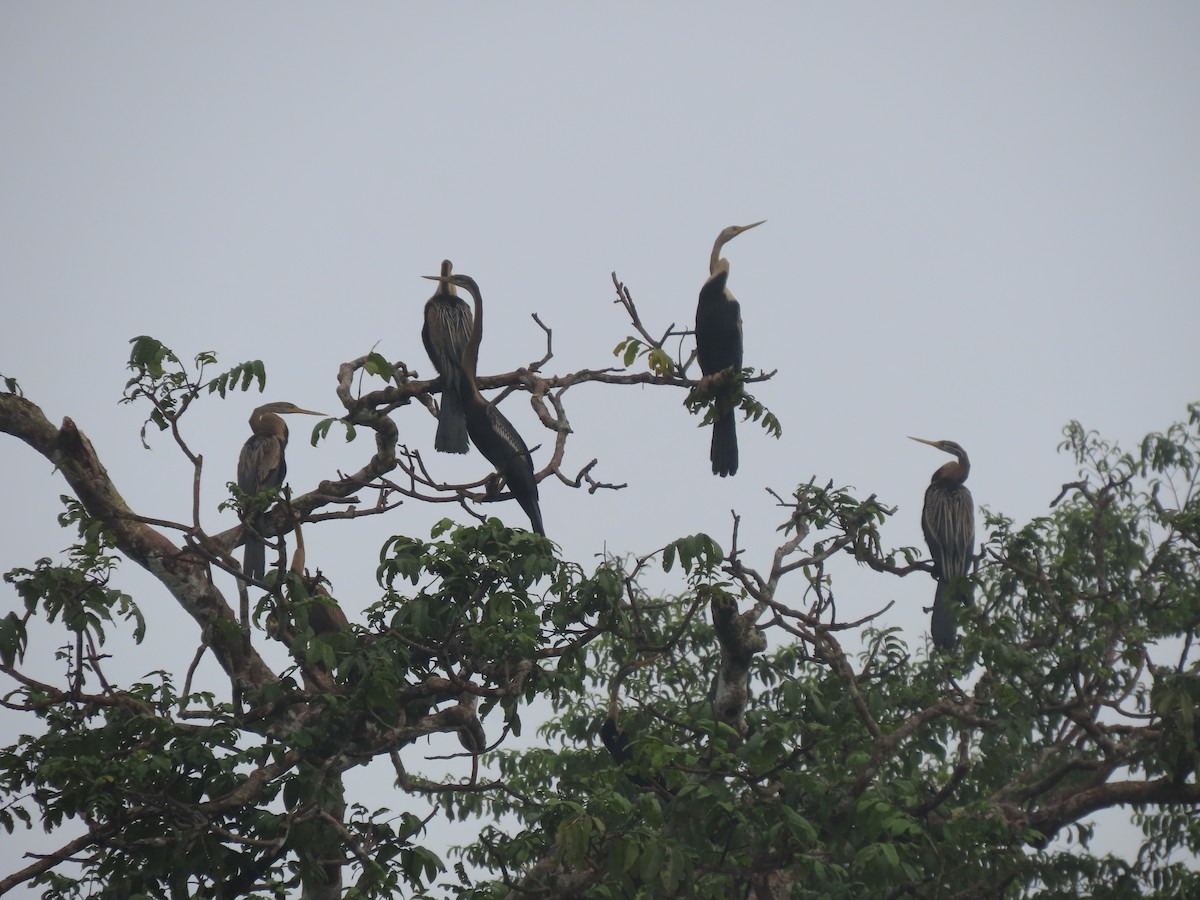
[444,405,1200,898]
[614,335,783,441]
[1,332,1198,899]
[682,365,783,440]
[122,336,267,449]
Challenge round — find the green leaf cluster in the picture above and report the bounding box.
[122,336,267,446]
[613,337,674,376]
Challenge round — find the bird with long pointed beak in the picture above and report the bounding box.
[695,220,764,476]
[422,259,474,454]
[420,270,545,535]
[910,436,974,650]
[237,401,326,581]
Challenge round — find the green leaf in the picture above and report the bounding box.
[127,335,173,378]
[206,360,266,397]
[618,338,643,367]
[310,417,353,446]
[364,352,394,383]
[0,611,28,666]
[647,347,673,375]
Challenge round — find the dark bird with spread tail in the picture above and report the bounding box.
[237,401,325,581]
[422,259,474,454]
[911,437,974,650]
[421,270,545,535]
[696,220,764,477]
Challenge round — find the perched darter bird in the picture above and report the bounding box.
[420,270,545,535]
[237,401,325,581]
[695,220,764,476]
[910,437,975,651]
[289,517,348,637]
[422,259,474,454]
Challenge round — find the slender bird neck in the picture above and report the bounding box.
[462,282,485,389]
[710,224,743,274]
[933,455,970,486]
[250,409,288,438]
[290,520,306,574]
[709,248,731,277]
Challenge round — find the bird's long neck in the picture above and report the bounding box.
[709,222,744,275]
[934,453,970,486]
[462,282,485,392]
[290,518,306,575]
[251,410,288,440]
[709,243,728,276]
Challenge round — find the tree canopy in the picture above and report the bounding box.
[1,312,1198,897]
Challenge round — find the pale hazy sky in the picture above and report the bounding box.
[2,4,1198,892]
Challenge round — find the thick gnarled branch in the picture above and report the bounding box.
[0,394,278,697]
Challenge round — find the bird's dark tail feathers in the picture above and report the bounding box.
[435,384,470,454]
[244,535,265,583]
[930,577,973,651]
[243,514,284,583]
[501,459,546,536]
[519,492,546,536]
[710,411,738,477]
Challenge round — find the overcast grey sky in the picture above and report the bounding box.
[2,4,1198,892]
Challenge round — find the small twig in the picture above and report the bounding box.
[182,638,208,702]
[529,312,553,371]
[558,458,627,493]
